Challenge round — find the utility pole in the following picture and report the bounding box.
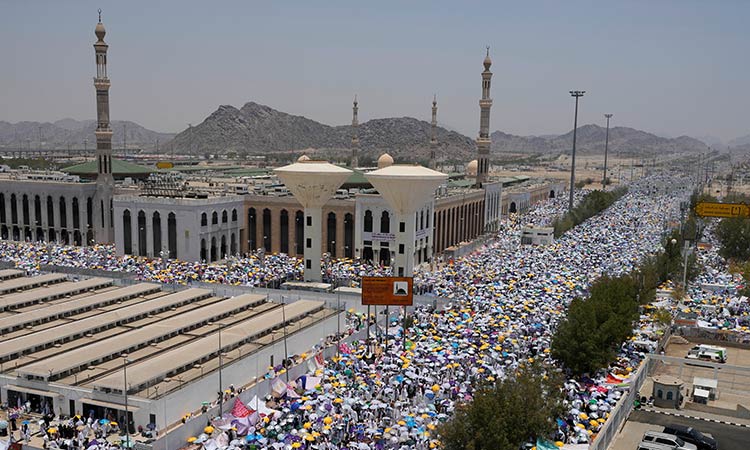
[602,113,612,188]
[123,123,127,158]
[568,90,585,211]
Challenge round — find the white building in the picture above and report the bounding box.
[113,194,245,262]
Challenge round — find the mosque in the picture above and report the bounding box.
[0,15,563,265]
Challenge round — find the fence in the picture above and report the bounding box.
[675,326,750,348]
[589,357,655,450]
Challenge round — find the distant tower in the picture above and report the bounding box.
[93,9,114,243]
[429,95,438,169]
[351,96,359,168]
[475,47,493,187]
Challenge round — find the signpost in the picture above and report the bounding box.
[362,277,413,349]
[694,202,750,219]
[361,277,414,306]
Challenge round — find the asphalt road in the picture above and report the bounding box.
[630,410,750,450]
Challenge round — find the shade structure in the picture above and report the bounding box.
[274,161,352,281]
[365,165,447,278]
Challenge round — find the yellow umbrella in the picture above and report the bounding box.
[204,426,214,434]
[47,428,58,434]
[187,437,197,443]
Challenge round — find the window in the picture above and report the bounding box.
[212,211,218,225]
[666,391,673,400]
[231,209,237,222]
[399,244,404,254]
[201,213,207,227]
[306,259,311,269]
[222,210,228,223]
[399,222,405,233]
[364,210,373,232]
[306,216,312,226]
[306,238,312,248]
[657,390,663,399]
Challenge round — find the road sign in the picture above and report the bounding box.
[694,202,750,219]
[361,277,413,306]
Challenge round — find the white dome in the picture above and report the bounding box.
[466,159,478,177]
[377,153,394,169]
[297,154,311,162]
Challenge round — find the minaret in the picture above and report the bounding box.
[429,95,438,169]
[351,96,359,168]
[475,47,493,187]
[93,9,114,243]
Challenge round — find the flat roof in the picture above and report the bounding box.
[18,293,267,379]
[0,279,144,333]
[0,269,23,281]
[0,277,113,314]
[93,299,324,392]
[0,283,168,361]
[0,273,68,295]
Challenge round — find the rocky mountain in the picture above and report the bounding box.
[161,101,709,161]
[491,124,709,156]
[727,134,750,149]
[162,102,475,161]
[0,119,174,151]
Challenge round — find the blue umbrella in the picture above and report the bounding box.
[99,419,110,425]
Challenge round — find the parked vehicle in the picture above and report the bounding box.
[642,431,698,450]
[662,425,718,450]
[686,345,727,363]
[637,442,678,450]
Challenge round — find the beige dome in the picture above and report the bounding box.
[466,159,478,177]
[377,153,394,169]
[297,154,311,162]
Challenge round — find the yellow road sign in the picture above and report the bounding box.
[694,202,750,218]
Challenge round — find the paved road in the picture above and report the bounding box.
[629,410,750,450]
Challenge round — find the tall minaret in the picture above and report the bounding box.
[351,96,359,168]
[429,95,438,169]
[93,9,114,243]
[475,46,493,187]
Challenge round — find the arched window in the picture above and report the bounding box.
[137,210,147,256]
[231,208,237,222]
[220,235,227,259]
[201,212,207,227]
[152,212,162,256]
[22,194,29,225]
[262,209,272,252]
[380,211,390,234]
[10,194,17,224]
[122,209,132,254]
[230,233,237,255]
[222,210,228,223]
[200,239,207,261]
[657,389,663,399]
[280,210,289,254]
[210,237,217,262]
[248,208,257,250]
[47,196,54,227]
[34,195,42,226]
[168,212,177,259]
[295,210,304,255]
[212,211,218,225]
[666,391,673,400]
[59,197,67,228]
[72,198,80,229]
[344,213,354,258]
[364,210,373,232]
[327,212,337,257]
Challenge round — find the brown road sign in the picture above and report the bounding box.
[361,277,413,306]
[694,202,750,218]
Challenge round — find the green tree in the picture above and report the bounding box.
[716,217,750,261]
[439,363,565,450]
[551,276,640,375]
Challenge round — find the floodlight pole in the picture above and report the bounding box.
[218,324,223,416]
[603,114,613,188]
[569,90,585,211]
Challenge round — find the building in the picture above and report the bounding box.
[113,191,245,262]
[520,225,554,245]
[0,272,336,443]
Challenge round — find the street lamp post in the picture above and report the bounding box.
[122,355,131,444]
[603,114,613,188]
[281,296,289,382]
[218,324,223,417]
[568,91,585,211]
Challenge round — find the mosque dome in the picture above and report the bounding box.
[377,153,394,169]
[466,159,478,177]
[297,155,311,162]
[483,50,492,70]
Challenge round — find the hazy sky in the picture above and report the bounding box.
[2,1,748,141]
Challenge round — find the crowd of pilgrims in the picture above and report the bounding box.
[3,175,747,449]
